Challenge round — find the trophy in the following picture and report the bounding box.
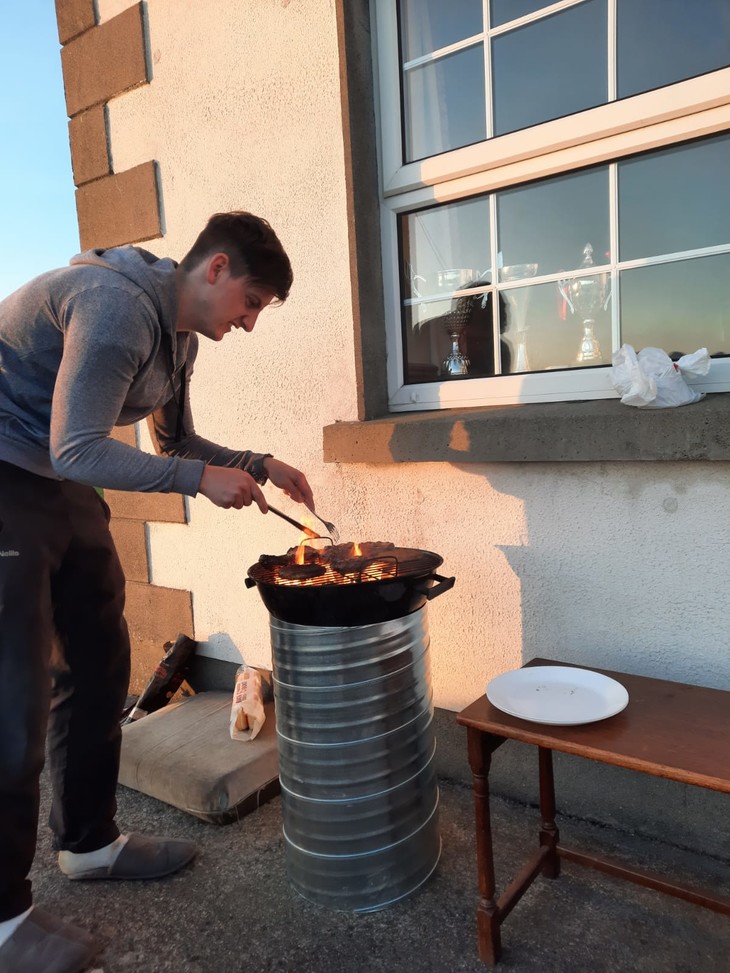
[500,263,539,372]
[441,295,473,376]
[558,244,610,365]
[437,269,488,377]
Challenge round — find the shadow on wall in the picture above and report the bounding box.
[388,417,730,854]
[487,461,730,691]
[385,412,498,467]
[387,416,730,689]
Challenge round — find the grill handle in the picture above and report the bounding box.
[413,572,455,601]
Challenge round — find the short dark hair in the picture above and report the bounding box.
[180,211,293,302]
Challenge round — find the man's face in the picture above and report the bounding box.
[198,254,276,341]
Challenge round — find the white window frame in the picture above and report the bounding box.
[373,0,730,412]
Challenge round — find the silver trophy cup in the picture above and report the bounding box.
[557,243,611,365]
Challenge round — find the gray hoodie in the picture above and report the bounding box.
[0,246,268,494]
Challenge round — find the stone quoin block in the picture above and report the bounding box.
[105,489,188,525]
[124,583,194,694]
[61,2,148,117]
[55,0,96,45]
[68,105,111,186]
[76,161,161,249]
[109,518,149,584]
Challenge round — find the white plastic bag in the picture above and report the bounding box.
[610,344,710,408]
[229,665,266,741]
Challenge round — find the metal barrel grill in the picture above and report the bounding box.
[246,544,455,912]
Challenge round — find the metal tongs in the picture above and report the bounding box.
[267,504,340,542]
[268,504,319,539]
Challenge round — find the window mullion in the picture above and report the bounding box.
[609,161,620,353]
[608,0,617,102]
[402,34,482,72]
[489,192,500,374]
[490,0,592,36]
[483,0,493,142]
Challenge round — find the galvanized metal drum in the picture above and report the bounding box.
[270,606,441,913]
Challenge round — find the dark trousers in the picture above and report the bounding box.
[0,460,130,920]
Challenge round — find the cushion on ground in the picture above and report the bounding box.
[119,692,279,825]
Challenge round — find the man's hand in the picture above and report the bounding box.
[198,466,267,512]
[263,457,315,510]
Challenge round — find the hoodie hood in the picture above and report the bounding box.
[70,246,179,339]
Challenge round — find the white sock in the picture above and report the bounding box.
[58,834,129,876]
[0,906,34,949]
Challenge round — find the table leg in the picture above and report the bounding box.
[467,727,503,966]
[538,746,560,879]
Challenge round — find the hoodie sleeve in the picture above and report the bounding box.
[147,334,272,484]
[50,286,205,495]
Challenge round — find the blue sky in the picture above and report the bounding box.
[0,2,80,300]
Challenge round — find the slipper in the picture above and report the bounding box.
[0,908,100,973]
[63,832,198,881]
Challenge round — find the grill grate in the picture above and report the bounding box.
[248,548,442,588]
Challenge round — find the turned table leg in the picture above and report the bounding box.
[467,727,505,966]
[538,746,560,879]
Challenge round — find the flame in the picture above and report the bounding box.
[273,539,398,587]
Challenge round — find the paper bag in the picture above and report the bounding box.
[229,665,266,741]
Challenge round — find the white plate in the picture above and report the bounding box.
[485,666,629,726]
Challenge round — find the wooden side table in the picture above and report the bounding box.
[456,658,730,966]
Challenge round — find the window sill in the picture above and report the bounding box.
[323,392,730,464]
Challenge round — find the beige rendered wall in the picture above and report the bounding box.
[96,0,730,710]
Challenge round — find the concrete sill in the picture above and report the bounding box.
[323,392,730,464]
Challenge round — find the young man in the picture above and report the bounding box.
[0,212,314,972]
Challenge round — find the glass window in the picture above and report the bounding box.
[401,198,492,300]
[492,0,606,136]
[401,198,492,383]
[499,276,612,374]
[617,0,730,99]
[400,0,483,62]
[398,137,730,388]
[619,134,730,261]
[403,45,486,161]
[497,167,610,276]
[378,1,730,409]
[395,0,730,165]
[620,255,730,358]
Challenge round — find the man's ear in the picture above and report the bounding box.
[206,252,229,284]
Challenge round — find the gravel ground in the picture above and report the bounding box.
[29,768,730,973]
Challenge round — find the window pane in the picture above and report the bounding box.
[401,198,492,383]
[618,0,730,99]
[400,0,483,61]
[619,134,730,261]
[498,277,611,372]
[404,293,498,383]
[404,46,486,161]
[401,197,492,300]
[620,255,730,357]
[492,0,606,136]
[497,167,610,277]
[490,0,562,29]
